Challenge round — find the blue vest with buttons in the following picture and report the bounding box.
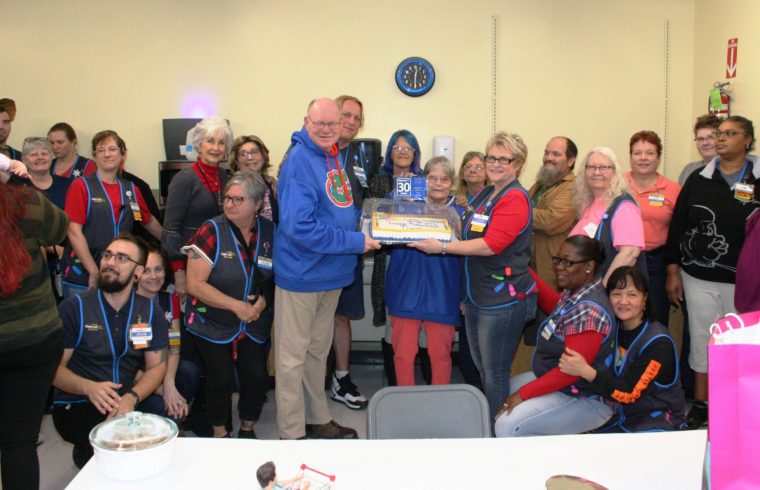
[61,174,139,287]
[53,289,161,405]
[461,181,535,309]
[594,193,648,279]
[601,320,686,432]
[186,215,274,343]
[532,282,616,397]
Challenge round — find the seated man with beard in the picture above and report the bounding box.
[52,233,169,468]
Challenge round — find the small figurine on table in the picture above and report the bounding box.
[256,461,310,490]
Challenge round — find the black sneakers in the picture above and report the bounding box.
[305,420,358,439]
[685,401,708,430]
[330,373,368,410]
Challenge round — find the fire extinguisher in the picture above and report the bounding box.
[708,82,730,119]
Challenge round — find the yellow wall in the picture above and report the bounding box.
[5,0,698,188]
[693,0,760,159]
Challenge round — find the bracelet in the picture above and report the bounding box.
[441,241,447,255]
[126,388,141,404]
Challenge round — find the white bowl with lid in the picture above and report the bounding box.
[89,411,178,480]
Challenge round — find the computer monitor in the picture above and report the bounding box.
[162,118,201,161]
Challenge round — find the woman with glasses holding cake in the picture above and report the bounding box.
[411,131,536,418]
[385,156,462,385]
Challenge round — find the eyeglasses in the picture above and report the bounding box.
[484,155,516,166]
[585,165,614,173]
[716,130,746,138]
[551,256,590,268]
[694,135,715,143]
[223,194,249,206]
[238,149,261,158]
[102,251,141,265]
[463,164,485,171]
[308,117,341,130]
[95,146,121,155]
[391,145,415,154]
[426,175,452,184]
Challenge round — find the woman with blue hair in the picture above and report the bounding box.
[369,129,423,385]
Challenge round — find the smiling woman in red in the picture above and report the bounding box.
[162,117,233,298]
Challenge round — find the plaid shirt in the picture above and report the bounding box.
[553,278,612,337]
[184,219,258,275]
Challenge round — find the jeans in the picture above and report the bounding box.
[139,359,202,424]
[0,330,63,490]
[61,283,87,300]
[465,295,536,419]
[494,372,614,437]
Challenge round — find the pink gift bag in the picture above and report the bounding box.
[708,311,760,489]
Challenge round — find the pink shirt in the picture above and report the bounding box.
[569,196,645,249]
[625,172,680,250]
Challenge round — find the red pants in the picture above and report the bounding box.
[390,316,455,386]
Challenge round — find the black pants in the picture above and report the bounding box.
[0,330,63,490]
[194,335,268,426]
[52,401,105,464]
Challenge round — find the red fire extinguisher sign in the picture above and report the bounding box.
[726,38,738,79]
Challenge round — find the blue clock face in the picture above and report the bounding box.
[396,57,435,97]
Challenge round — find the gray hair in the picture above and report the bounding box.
[224,170,266,204]
[191,116,234,155]
[423,155,455,179]
[22,137,53,157]
[574,146,629,215]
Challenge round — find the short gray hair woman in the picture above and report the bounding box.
[183,169,275,439]
[191,116,234,156]
[225,170,266,206]
[22,137,53,157]
[423,155,455,179]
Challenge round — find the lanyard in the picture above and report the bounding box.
[326,149,352,201]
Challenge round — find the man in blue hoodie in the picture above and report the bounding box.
[274,98,380,439]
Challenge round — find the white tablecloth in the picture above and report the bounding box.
[67,430,707,489]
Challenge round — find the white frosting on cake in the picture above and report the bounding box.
[370,212,452,242]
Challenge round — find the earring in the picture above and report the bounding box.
[585,269,591,274]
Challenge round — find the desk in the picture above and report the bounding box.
[67,430,706,489]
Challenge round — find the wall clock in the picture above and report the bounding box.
[395,57,435,97]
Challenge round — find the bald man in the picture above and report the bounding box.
[273,98,380,439]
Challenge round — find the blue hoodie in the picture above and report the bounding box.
[274,127,365,292]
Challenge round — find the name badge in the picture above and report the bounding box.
[395,177,427,200]
[353,162,368,188]
[648,193,665,207]
[470,213,489,233]
[168,329,181,353]
[128,199,142,222]
[735,182,754,203]
[257,256,273,270]
[582,222,599,238]
[130,323,152,349]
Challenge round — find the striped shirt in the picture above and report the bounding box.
[0,188,70,352]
